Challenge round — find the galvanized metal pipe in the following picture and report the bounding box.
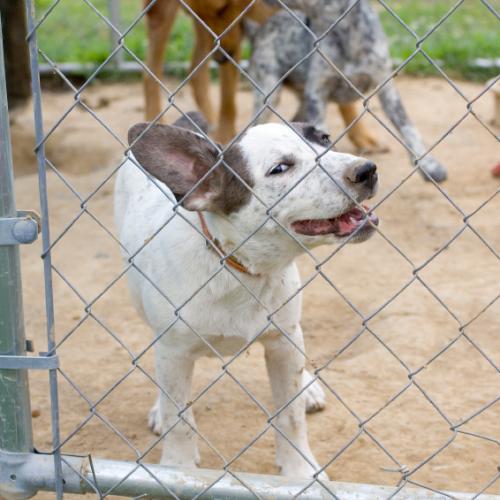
[0,15,33,455]
[24,0,64,497]
[2,451,498,500]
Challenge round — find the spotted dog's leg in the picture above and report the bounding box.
[378,82,447,182]
[251,66,284,124]
[301,54,337,131]
[291,96,307,122]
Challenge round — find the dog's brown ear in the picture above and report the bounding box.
[128,123,221,211]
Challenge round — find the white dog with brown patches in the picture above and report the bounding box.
[114,113,379,479]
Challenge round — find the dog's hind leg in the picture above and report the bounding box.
[302,369,326,414]
[339,101,389,154]
[290,89,311,123]
[252,76,283,124]
[378,82,447,182]
[152,346,200,468]
[249,30,286,125]
[263,326,328,479]
[301,55,333,130]
[148,396,162,435]
[143,0,179,121]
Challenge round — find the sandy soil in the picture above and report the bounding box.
[11,76,499,498]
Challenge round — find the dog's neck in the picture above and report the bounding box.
[202,211,302,276]
[197,212,255,276]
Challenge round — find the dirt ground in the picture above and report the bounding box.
[11,75,499,498]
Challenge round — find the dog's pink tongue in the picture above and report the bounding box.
[293,206,378,237]
[336,213,358,236]
[309,219,336,234]
[292,218,337,235]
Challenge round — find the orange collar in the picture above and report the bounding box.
[197,212,256,276]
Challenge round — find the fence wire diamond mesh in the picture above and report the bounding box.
[21,0,499,498]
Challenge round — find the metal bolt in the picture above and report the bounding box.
[12,219,38,245]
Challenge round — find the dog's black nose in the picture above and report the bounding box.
[352,161,377,188]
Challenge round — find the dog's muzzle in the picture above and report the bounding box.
[350,161,378,191]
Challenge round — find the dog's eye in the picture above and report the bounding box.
[268,163,290,176]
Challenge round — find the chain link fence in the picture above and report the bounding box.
[0,0,499,498]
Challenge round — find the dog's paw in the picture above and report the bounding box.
[348,127,389,155]
[160,454,199,470]
[149,398,201,465]
[418,157,448,183]
[355,138,390,155]
[314,468,330,481]
[281,460,329,481]
[148,398,162,436]
[303,370,326,414]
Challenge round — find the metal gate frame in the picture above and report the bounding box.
[0,1,498,499]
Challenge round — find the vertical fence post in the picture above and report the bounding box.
[0,16,34,454]
[24,0,64,497]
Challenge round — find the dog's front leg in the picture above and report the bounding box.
[216,50,241,143]
[377,82,447,182]
[153,346,199,468]
[251,67,283,124]
[191,22,217,128]
[301,56,331,129]
[143,0,179,120]
[263,327,327,480]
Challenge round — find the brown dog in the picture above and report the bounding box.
[143,0,275,143]
[143,0,382,148]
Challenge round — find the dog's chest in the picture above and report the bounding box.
[193,272,298,339]
[136,241,301,356]
[164,266,300,358]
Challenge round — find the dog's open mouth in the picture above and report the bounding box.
[291,205,379,237]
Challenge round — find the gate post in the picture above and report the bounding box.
[0,15,37,500]
[0,15,33,455]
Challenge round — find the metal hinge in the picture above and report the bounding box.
[0,210,40,246]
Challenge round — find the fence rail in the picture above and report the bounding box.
[0,0,498,498]
[4,450,500,500]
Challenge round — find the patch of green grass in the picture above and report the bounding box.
[35,0,193,66]
[34,0,499,81]
[379,0,500,81]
